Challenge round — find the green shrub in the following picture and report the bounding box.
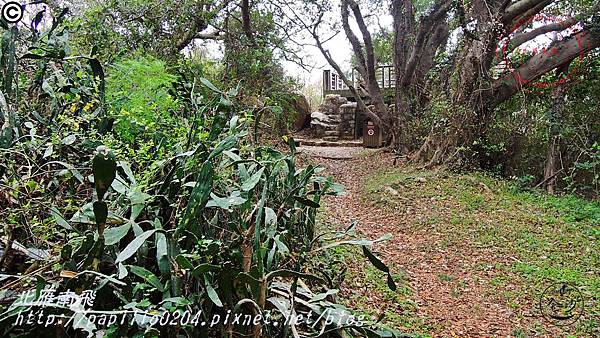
[1,77,400,338]
[106,57,184,146]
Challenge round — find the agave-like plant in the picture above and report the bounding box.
[0,16,402,335]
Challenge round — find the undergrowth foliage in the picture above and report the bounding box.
[105,57,183,147]
[0,8,402,338]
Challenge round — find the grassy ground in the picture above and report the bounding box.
[312,150,600,337]
[323,161,598,337]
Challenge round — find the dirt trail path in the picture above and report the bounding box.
[305,149,516,337]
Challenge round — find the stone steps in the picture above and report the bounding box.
[294,138,363,147]
[310,94,357,143]
[311,121,338,130]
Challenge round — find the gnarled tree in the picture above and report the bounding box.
[413,0,600,166]
[391,0,453,151]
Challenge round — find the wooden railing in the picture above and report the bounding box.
[323,65,395,95]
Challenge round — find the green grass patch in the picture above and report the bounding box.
[363,166,600,336]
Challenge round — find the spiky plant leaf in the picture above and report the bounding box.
[92,146,117,200]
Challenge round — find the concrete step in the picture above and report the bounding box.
[294,137,363,147]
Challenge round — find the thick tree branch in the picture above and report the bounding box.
[498,17,578,60]
[340,0,389,126]
[493,29,600,105]
[498,1,600,62]
[195,30,227,40]
[340,1,368,77]
[176,18,209,51]
[392,0,416,74]
[414,21,450,87]
[503,0,553,24]
[347,0,378,85]
[401,0,452,87]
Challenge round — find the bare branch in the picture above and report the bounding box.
[340,0,368,77]
[347,0,378,81]
[195,30,227,40]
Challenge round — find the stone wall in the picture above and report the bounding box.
[310,95,357,141]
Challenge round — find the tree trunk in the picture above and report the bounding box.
[391,0,452,151]
[543,66,569,194]
[415,7,501,166]
[241,0,255,44]
[544,133,560,194]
